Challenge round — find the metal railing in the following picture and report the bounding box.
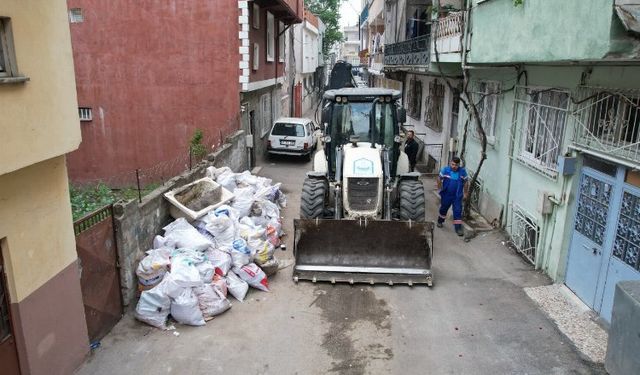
[384,35,430,66]
[508,204,539,265]
[571,86,640,165]
[435,11,463,39]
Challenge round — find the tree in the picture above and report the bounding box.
[306,0,344,57]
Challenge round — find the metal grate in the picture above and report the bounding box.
[512,86,570,179]
[469,173,482,211]
[69,8,84,23]
[347,177,378,211]
[472,81,500,140]
[571,86,640,165]
[614,190,640,272]
[74,205,112,236]
[509,204,539,265]
[79,107,92,121]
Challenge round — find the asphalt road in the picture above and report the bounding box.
[76,154,603,375]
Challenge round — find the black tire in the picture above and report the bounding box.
[399,179,426,221]
[300,178,327,219]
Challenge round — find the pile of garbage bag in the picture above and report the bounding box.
[135,167,286,329]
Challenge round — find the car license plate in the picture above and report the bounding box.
[280,140,295,146]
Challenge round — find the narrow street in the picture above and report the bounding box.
[76,153,603,375]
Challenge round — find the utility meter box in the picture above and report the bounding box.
[538,191,554,215]
[557,156,577,175]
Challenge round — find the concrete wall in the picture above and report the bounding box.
[0,0,81,176]
[0,157,89,375]
[114,130,247,305]
[403,73,456,168]
[241,85,283,160]
[468,0,615,63]
[65,0,240,185]
[460,64,640,281]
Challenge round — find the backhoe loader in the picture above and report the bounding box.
[293,88,434,286]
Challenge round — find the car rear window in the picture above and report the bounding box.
[272,123,305,137]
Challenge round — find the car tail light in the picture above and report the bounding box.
[304,142,309,150]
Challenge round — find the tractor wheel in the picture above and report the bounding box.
[399,179,426,221]
[300,177,327,219]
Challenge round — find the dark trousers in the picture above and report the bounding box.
[438,192,463,230]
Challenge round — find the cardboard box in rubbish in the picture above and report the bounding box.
[164,177,234,221]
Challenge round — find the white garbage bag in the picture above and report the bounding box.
[233,263,270,292]
[170,254,203,288]
[205,248,232,276]
[204,213,237,252]
[196,261,215,283]
[136,248,171,287]
[231,186,255,218]
[231,238,252,268]
[193,284,231,318]
[225,271,249,302]
[216,168,237,192]
[170,288,205,326]
[212,274,228,297]
[135,284,171,329]
[163,218,212,251]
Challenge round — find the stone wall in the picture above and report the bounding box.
[113,130,247,306]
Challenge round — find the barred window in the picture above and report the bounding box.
[516,87,569,177]
[472,81,500,142]
[425,80,445,132]
[406,78,422,120]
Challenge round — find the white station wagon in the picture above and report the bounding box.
[267,117,319,159]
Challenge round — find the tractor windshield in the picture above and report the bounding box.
[330,102,396,146]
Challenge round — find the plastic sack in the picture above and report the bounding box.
[233,263,269,292]
[212,274,228,297]
[193,220,217,244]
[136,248,171,282]
[259,257,280,277]
[196,261,215,283]
[205,248,232,276]
[235,170,259,188]
[170,288,205,326]
[253,241,275,266]
[158,272,186,299]
[135,284,171,329]
[193,284,231,318]
[231,186,255,218]
[266,225,281,248]
[205,213,237,252]
[225,271,249,302]
[231,238,252,268]
[170,254,203,288]
[216,169,237,192]
[163,218,212,251]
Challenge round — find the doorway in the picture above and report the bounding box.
[565,157,640,322]
[249,110,256,168]
[0,240,21,375]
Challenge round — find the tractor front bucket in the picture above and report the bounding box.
[293,219,434,286]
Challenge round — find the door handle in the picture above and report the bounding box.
[582,244,600,255]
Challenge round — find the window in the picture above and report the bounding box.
[252,3,260,29]
[271,123,305,137]
[266,12,275,62]
[252,43,259,70]
[517,87,570,177]
[425,80,445,132]
[79,107,92,121]
[509,204,539,265]
[0,17,18,78]
[472,81,500,143]
[260,93,272,136]
[69,8,84,23]
[406,78,422,120]
[279,21,285,62]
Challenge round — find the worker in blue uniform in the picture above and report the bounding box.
[436,157,469,236]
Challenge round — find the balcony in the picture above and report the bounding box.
[384,35,430,67]
[260,0,303,24]
[431,11,463,62]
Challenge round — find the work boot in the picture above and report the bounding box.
[436,221,443,228]
[455,227,464,237]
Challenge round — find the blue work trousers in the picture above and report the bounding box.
[438,192,463,230]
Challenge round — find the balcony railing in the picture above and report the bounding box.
[384,35,430,66]
[434,11,463,54]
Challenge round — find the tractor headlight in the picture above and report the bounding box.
[385,96,391,103]
[324,135,332,143]
[336,97,342,103]
[394,135,402,143]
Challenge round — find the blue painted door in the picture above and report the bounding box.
[597,185,640,322]
[565,170,615,308]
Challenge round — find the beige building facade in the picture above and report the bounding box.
[0,1,88,374]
